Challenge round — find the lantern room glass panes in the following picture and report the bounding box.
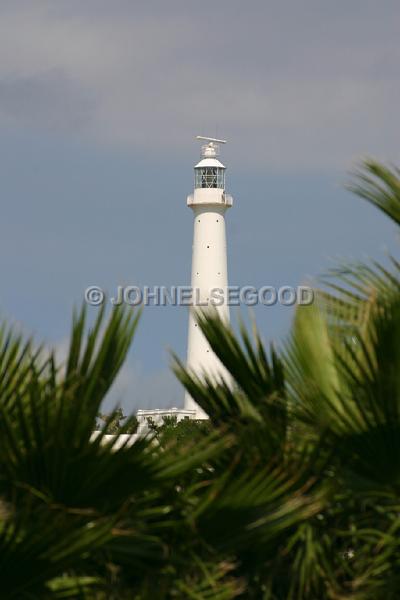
[195,167,225,189]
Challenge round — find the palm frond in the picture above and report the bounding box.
[347,159,400,225]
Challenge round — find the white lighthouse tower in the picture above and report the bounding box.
[184,136,233,419]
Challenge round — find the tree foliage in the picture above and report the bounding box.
[146,415,211,449]
[97,407,138,434]
[0,159,399,598]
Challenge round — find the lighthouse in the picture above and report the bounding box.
[184,136,233,419]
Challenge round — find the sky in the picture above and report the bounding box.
[1,1,399,413]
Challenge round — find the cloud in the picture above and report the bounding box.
[0,69,94,132]
[0,1,398,168]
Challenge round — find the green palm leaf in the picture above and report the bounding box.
[347,159,400,225]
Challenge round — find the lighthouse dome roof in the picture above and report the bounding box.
[194,158,225,169]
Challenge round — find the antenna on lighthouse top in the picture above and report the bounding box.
[196,136,227,144]
[196,135,227,158]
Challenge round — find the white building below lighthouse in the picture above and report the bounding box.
[184,137,233,419]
